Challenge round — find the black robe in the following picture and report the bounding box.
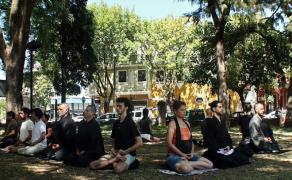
[203,116,250,169]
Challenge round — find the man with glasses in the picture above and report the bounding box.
[65,105,105,167]
[51,103,76,161]
[202,101,250,169]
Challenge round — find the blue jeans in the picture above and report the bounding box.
[166,154,200,171]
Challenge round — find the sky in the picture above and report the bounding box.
[0,0,195,80]
[88,0,196,19]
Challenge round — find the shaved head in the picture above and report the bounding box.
[254,103,264,117]
[58,103,70,118]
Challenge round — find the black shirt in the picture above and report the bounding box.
[204,116,233,152]
[139,117,152,135]
[238,114,253,139]
[4,119,18,140]
[111,115,140,156]
[76,119,105,157]
[55,115,76,149]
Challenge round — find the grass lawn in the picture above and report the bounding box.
[0,125,291,180]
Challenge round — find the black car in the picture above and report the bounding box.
[186,109,205,126]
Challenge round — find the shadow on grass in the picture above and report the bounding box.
[0,125,291,180]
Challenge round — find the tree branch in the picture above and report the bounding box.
[208,0,220,27]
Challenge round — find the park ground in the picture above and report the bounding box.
[0,125,292,180]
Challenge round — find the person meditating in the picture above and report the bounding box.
[249,103,281,153]
[90,98,143,173]
[203,101,250,169]
[139,108,160,143]
[166,100,213,173]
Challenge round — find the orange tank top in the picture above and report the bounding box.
[168,127,191,154]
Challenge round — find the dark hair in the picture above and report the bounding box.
[116,97,133,113]
[143,108,149,117]
[209,100,221,111]
[172,100,186,111]
[244,103,252,112]
[86,105,96,114]
[43,114,50,120]
[7,111,16,119]
[21,107,30,115]
[31,108,43,119]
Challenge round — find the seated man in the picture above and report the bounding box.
[5,107,34,153]
[249,103,281,153]
[51,103,76,161]
[203,101,250,169]
[238,103,253,145]
[17,108,47,156]
[42,114,54,146]
[90,97,143,173]
[65,105,105,167]
[0,111,18,148]
[166,101,213,174]
[139,108,160,143]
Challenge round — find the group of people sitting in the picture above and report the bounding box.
[238,103,281,154]
[0,97,282,174]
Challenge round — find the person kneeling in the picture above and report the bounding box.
[90,98,143,173]
[139,108,160,143]
[203,101,250,169]
[17,108,47,156]
[64,105,105,167]
[249,103,281,153]
[166,101,213,174]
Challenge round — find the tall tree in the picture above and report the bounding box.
[89,4,140,113]
[0,0,37,112]
[137,17,195,106]
[185,0,291,119]
[32,0,96,102]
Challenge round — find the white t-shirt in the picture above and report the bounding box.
[31,120,47,147]
[19,119,34,143]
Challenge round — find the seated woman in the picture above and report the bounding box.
[139,108,160,143]
[203,101,251,169]
[166,100,213,174]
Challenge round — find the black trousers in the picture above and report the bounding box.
[203,149,250,169]
[0,138,16,148]
[64,152,101,167]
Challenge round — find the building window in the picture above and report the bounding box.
[118,71,127,82]
[138,70,146,82]
[156,70,164,82]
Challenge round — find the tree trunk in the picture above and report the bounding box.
[238,87,245,110]
[157,100,167,125]
[6,58,24,111]
[104,97,110,113]
[216,35,230,120]
[286,76,292,126]
[0,0,36,112]
[61,62,66,103]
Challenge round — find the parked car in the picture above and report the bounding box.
[264,111,277,119]
[165,112,175,124]
[228,111,245,126]
[73,115,84,122]
[132,110,143,122]
[96,112,119,124]
[186,109,205,126]
[263,109,287,126]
